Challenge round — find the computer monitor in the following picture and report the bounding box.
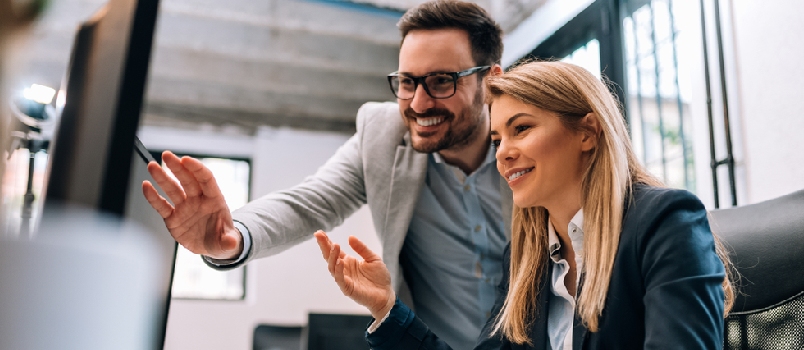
[2,12,175,348]
[43,0,159,215]
[305,313,373,350]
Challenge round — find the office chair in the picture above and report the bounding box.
[252,324,303,350]
[709,189,804,350]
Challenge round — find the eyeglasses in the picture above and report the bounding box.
[387,66,491,100]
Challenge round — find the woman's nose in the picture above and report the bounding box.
[495,140,517,163]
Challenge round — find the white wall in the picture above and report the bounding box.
[727,0,804,204]
[693,0,804,207]
[138,125,380,350]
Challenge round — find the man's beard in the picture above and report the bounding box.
[404,90,485,154]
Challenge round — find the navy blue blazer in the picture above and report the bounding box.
[366,185,726,349]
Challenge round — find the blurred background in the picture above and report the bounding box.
[2,0,803,349]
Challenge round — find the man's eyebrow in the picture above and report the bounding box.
[397,70,455,76]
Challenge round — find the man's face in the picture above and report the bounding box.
[397,29,486,153]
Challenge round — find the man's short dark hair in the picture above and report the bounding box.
[398,0,503,67]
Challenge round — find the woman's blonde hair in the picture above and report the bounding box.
[485,61,734,344]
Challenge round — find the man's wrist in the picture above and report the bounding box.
[221,225,244,259]
[203,221,251,267]
[230,220,250,260]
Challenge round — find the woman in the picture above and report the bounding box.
[314,61,734,349]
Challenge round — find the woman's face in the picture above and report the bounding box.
[490,95,589,209]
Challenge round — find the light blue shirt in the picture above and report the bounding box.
[400,146,508,350]
[547,210,584,350]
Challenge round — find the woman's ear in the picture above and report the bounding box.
[489,64,504,77]
[580,112,602,152]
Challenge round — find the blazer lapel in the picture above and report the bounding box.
[572,315,589,350]
[382,138,427,291]
[529,260,589,350]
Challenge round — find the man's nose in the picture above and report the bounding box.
[409,83,435,113]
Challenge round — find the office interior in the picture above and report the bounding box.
[1,0,802,349]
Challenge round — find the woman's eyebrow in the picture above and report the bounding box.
[491,113,532,136]
[506,113,531,127]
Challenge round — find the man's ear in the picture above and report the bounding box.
[580,112,602,152]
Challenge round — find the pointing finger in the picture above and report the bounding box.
[142,180,174,219]
[146,161,186,206]
[163,152,202,198]
[182,156,224,200]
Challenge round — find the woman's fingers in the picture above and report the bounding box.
[333,258,353,295]
[349,236,380,262]
[318,234,376,298]
[314,231,332,260]
[327,244,354,296]
[313,231,329,260]
[327,243,340,276]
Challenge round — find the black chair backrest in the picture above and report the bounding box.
[709,189,804,350]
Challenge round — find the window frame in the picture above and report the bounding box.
[150,150,252,301]
[524,0,629,126]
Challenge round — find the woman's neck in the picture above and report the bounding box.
[546,196,582,239]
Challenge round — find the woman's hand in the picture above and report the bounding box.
[314,231,395,319]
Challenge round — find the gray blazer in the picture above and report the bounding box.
[231,102,513,303]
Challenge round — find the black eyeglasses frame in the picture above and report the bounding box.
[386,65,491,100]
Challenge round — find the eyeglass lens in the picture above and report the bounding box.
[390,74,456,99]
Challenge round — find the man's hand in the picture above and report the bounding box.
[314,231,395,319]
[141,151,242,260]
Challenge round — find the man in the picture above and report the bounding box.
[142,1,510,348]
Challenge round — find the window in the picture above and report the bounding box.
[524,0,628,119]
[561,39,601,79]
[523,0,701,192]
[623,0,696,190]
[160,154,252,300]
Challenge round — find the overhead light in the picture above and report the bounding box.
[23,84,56,105]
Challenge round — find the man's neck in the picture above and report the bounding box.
[437,129,491,175]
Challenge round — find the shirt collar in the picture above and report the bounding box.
[569,210,584,238]
[431,144,497,181]
[547,209,585,261]
[432,144,496,166]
